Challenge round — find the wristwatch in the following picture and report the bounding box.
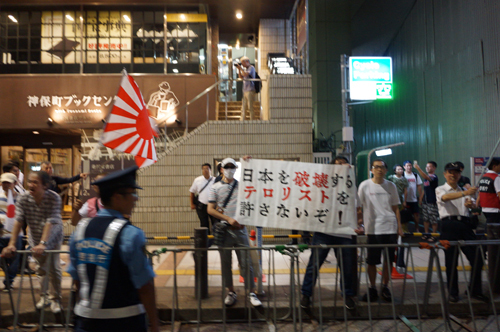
[40,240,47,245]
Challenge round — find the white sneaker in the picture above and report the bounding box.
[224,291,237,306]
[36,297,50,309]
[249,292,262,307]
[50,300,62,314]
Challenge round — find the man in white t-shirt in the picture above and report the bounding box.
[190,163,216,235]
[403,160,423,232]
[358,159,403,303]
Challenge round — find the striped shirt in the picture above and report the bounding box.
[209,179,239,220]
[15,190,63,249]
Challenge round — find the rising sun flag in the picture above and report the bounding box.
[101,69,158,168]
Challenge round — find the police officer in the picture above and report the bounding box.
[67,166,159,332]
[478,157,500,224]
[436,162,487,303]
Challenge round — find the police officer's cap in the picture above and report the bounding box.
[91,166,143,192]
[444,162,461,171]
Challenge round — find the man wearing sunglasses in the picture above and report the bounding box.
[67,166,159,332]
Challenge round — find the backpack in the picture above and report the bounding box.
[254,72,261,93]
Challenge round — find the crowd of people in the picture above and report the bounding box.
[0,155,497,331]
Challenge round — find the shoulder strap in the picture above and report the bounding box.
[222,180,238,208]
[199,177,213,195]
[95,198,100,212]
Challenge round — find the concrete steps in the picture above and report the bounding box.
[217,101,261,120]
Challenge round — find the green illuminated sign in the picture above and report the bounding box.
[349,57,393,100]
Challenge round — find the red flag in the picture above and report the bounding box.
[5,189,15,232]
[101,69,158,168]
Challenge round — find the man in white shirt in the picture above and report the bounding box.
[478,157,500,224]
[358,159,403,303]
[403,160,423,232]
[436,162,487,303]
[190,163,216,236]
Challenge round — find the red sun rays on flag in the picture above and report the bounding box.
[101,70,158,168]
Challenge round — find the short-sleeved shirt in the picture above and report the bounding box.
[208,179,239,220]
[15,190,62,249]
[67,208,155,289]
[189,175,214,205]
[404,172,423,202]
[0,190,17,239]
[243,65,256,92]
[435,183,470,218]
[423,174,439,204]
[78,198,104,218]
[387,175,409,204]
[358,179,400,235]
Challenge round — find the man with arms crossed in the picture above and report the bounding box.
[358,159,403,302]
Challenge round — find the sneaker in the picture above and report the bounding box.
[381,286,392,302]
[361,287,378,302]
[2,284,13,293]
[449,294,460,303]
[50,300,62,314]
[224,291,237,306]
[36,297,50,309]
[248,293,262,307]
[344,296,356,310]
[300,295,311,309]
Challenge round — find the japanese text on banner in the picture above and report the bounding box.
[235,159,358,235]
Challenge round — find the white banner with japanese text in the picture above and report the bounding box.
[235,159,357,235]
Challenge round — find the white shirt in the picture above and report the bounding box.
[435,183,470,218]
[358,179,400,235]
[189,175,214,205]
[404,172,422,202]
[481,170,500,213]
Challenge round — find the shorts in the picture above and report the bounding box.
[366,234,398,266]
[421,202,439,225]
[406,201,419,214]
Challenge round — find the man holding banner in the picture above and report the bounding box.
[207,158,262,307]
[300,156,362,310]
[358,159,403,303]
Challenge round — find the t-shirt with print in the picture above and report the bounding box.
[208,179,239,221]
[358,179,400,235]
[423,174,439,204]
[404,172,423,202]
[387,175,409,205]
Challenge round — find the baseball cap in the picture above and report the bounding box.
[1,173,17,184]
[221,158,237,168]
[444,162,461,171]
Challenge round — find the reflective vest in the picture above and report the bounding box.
[479,173,500,209]
[73,217,145,319]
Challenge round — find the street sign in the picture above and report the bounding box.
[349,56,393,100]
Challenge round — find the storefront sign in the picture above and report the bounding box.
[349,56,393,100]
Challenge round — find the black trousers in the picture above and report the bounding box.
[440,218,484,297]
[483,211,500,224]
[196,202,218,234]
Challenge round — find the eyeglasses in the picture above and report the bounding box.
[118,192,138,199]
[372,165,386,170]
[223,165,236,169]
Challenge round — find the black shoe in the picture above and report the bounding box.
[300,295,311,308]
[21,267,36,275]
[449,294,460,303]
[361,287,378,302]
[465,290,490,303]
[344,296,356,310]
[381,286,392,302]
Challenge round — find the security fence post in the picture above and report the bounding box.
[194,227,209,299]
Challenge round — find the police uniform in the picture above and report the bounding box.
[478,170,500,223]
[67,167,155,332]
[436,163,484,300]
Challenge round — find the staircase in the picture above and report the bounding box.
[217,101,261,120]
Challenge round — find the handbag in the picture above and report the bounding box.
[212,180,238,247]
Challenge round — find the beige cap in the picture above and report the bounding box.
[1,173,17,184]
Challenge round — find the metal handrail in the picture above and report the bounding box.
[154,77,266,152]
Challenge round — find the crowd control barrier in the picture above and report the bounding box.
[1,240,500,331]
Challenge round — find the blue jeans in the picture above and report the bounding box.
[0,235,23,287]
[301,232,355,297]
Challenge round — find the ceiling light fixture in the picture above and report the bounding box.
[65,14,74,21]
[8,15,18,23]
[33,131,39,135]
[172,68,179,73]
[236,11,243,20]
